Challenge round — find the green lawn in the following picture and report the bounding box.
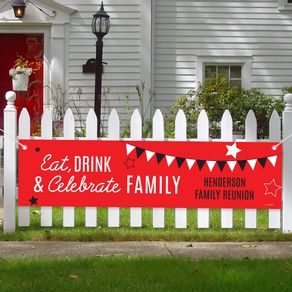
[1,207,292,241]
[0,257,292,292]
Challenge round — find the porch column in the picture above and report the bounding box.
[51,24,67,92]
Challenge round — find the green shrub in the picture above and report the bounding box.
[165,75,284,139]
[282,86,292,95]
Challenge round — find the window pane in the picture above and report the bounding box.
[205,65,216,78]
[204,63,242,87]
[230,66,241,78]
[218,66,229,76]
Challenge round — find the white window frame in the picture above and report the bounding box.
[279,0,292,11]
[204,64,242,87]
[196,56,252,89]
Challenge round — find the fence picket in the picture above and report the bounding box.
[63,109,75,227]
[108,109,120,227]
[85,109,98,227]
[130,109,142,227]
[244,110,257,228]
[220,110,233,228]
[268,110,281,229]
[152,109,165,228]
[40,109,53,227]
[283,94,292,233]
[18,108,30,227]
[175,109,187,228]
[197,110,210,228]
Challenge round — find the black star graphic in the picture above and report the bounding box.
[123,157,135,169]
[29,196,38,205]
[35,147,40,152]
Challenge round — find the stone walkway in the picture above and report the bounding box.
[0,241,292,259]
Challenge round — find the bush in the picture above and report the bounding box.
[165,75,284,139]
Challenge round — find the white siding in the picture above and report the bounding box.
[154,0,292,113]
[61,0,142,129]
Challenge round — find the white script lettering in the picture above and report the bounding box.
[41,154,69,172]
[48,175,121,193]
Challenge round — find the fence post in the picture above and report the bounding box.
[283,93,292,233]
[3,91,17,233]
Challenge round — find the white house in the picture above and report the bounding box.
[1,0,292,132]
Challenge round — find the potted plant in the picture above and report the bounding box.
[9,54,42,91]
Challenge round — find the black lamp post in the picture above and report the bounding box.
[91,1,110,137]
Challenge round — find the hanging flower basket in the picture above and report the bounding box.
[9,67,32,92]
[9,54,42,92]
[11,72,30,91]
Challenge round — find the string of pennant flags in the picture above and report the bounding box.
[125,143,280,172]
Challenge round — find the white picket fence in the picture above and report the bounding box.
[3,91,292,233]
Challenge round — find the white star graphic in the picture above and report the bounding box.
[226,143,242,159]
[264,179,282,198]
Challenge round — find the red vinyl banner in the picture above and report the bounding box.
[18,140,282,209]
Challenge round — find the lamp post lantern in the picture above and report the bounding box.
[91,1,110,137]
[11,0,26,18]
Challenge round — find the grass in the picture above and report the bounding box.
[1,207,292,241]
[0,257,292,291]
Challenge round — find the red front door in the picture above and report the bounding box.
[0,33,44,134]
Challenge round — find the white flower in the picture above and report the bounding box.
[9,66,32,77]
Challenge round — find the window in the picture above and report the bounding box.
[204,64,242,87]
[279,0,292,10]
[196,56,252,89]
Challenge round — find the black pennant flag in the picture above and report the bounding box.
[217,161,226,171]
[197,160,206,170]
[176,157,185,168]
[238,160,247,171]
[136,147,145,158]
[258,157,267,168]
[156,153,165,164]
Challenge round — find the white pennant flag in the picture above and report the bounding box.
[145,150,155,162]
[207,161,216,172]
[186,159,196,170]
[126,144,135,155]
[166,155,175,166]
[248,159,257,170]
[227,161,237,172]
[268,155,277,167]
